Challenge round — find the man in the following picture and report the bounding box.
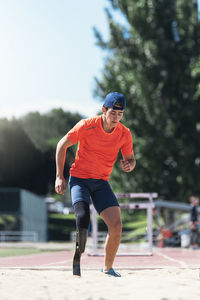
[189,195,199,249]
[55,92,136,277]
[156,226,173,248]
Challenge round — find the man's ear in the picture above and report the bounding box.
[102,106,106,114]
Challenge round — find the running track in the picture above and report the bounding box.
[0,248,199,270]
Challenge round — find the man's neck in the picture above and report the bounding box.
[101,115,115,133]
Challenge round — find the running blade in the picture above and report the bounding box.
[73,247,81,276]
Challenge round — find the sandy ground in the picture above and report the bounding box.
[0,268,200,300]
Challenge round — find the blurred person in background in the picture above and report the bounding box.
[189,195,199,249]
[156,226,173,248]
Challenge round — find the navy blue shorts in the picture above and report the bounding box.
[68,176,119,214]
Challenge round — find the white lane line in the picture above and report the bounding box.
[38,259,72,266]
[157,252,188,268]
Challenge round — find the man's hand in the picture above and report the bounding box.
[120,158,136,173]
[55,135,73,195]
[120,159,131,172]
[55,176,66,195]
[120,153,136,173]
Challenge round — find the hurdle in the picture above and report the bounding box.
[89,193,158,256]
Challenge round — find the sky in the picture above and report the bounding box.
[0,0,112,119]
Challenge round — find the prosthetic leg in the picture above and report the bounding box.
[73,228,87,276]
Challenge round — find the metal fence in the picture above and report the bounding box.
[0,231,38,242]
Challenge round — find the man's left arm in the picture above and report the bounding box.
[120,154,136,173]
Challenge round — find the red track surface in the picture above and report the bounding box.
[0,248,199,269]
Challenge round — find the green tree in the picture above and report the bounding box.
[94,0,200,201]
[0,119,49,194]
[19,109,83,151]
[18,109,84,191]
[0,109,84,195]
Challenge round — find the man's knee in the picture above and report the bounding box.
[73,201,90,254]
[108,220,122,235]
[73,201,90,229]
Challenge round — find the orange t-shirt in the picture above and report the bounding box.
[67,115,134,181]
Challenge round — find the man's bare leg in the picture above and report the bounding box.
[100,206,122,271]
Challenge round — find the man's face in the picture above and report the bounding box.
[103,107,124,128]
[190,196,199,206]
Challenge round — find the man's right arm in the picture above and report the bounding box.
[55,134,73,195]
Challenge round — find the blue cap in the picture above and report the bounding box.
[103,92,126,110]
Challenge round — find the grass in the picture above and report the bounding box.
[0,215,17,231]
[49,213,75,220]
[0,248,43,257]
